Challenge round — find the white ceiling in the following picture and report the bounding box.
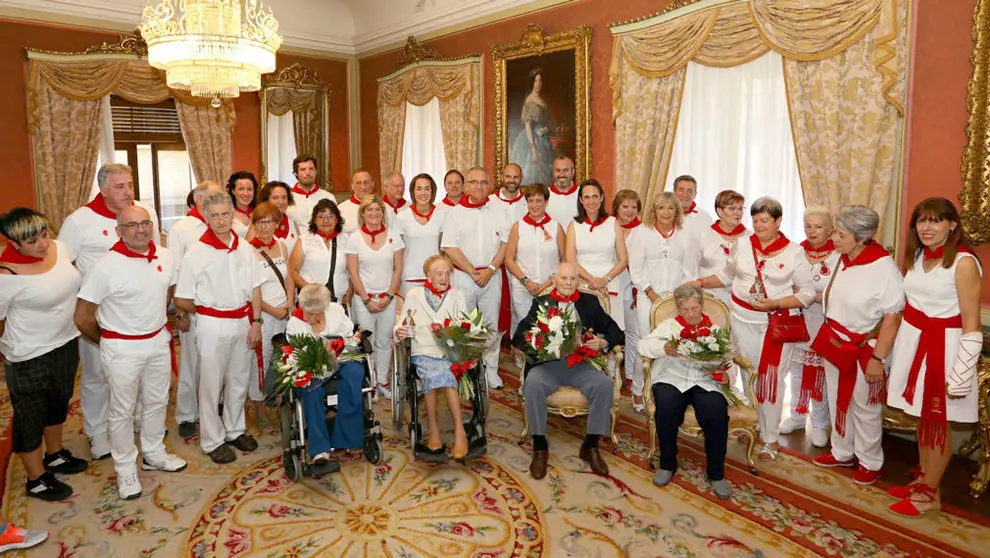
[1,0,554,54]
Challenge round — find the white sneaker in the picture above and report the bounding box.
[117,472,142,500]
[778,415,806,435]
[376,384,393,400]
[142,453,188,473]
[90,432,112,460]
[810,427,829,448]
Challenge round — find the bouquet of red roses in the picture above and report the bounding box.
[429,308,502,400]
[522,303,607,371]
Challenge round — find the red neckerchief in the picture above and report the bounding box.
[585,215,608,232]
[292,306,305,320]
[424,280,449,297]
[841,240,888,268]
[496,190,524,204]
[410,204,435,220]
[459,196,487,209]
[292,183,320,198]
[274,214,291,239]
[675,314,714,340]
[441,196,460,207]
[550,289,580,303]
[348,194,362,205]
[187,207,206,224]
[199,228,239,252]
[712,221,745,236]
[620,217,642,229]
[924,244,970,261]
[316,230,339,243]
[801,239,835,259]
[110,239,157,263]
[523,214,552,230]
[750,232,789,256]
[683,201,698,215]
[249,237,276,249]
[384,196,407,214]
[85,194,121,219]
[235,206,252,217]
[361,225,386,244]
[550,180,578,196]
[0,243,42,264]
[655,225,675,239]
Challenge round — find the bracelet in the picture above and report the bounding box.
[252,317,263,324]
[487,264,497,273]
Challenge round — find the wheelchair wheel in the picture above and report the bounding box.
[279,402,294,451]
[391,343,405,429]
[408,423,421,450]
[364,436,383,464]
[283,450,301,482]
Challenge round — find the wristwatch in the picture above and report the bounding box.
[871,353,887,365]
[252,317,263,325]
[519,275,530,285]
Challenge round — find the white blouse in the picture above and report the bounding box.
[715,237,815,324]
[628,225,700,296]
[298,232,350,301]
[395,207,445,282]
[639,316,724,394]
[822,254,905,335]
[344,229,405,294]
[513,217,561,283]
[286,303,354,339]
[0,241,81,362]
[254,246,289,307]
[394,287,468,359]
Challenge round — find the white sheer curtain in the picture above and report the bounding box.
[400,98,449,199]
[90,95,115,198]
[667,51,805,239]
[266,112,297,183]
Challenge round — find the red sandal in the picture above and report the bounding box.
[888,483,939,518]
[886,465,924,500]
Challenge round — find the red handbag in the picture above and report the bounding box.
[752,243,809,343]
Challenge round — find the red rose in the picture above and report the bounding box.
[327,338,345,355]
[535,335,544,347]
[449,522,475,537]
[460,321,472,331]
[524,332,533,343]
[430,323,442,333]
[547,307,561,318]
[268,504,292,518]
[443,317,452,328]
[294,371,312,388]
[538,322,550,333]
[281,345,293,357]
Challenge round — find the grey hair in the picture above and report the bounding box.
[298,284,330,313]
[673,282,704,309]
[751,196,783,220]
[97,163,133,188]
[835,205,879,241]
[202,191,233,217]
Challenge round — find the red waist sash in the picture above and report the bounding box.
[101,324,166,340]
[731,293,785,404]
[810,318,878,437]
[197,303,263,387]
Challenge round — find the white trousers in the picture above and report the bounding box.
[79,337,109,438]
[196,315,251,453]
[823,360,884,471]
[101,330,171,477]
[352,298,396,386]
[174,316,200,424]
[784,348,831,430]
[248,316,288,402]
[452,270,502,385]
[731,316,796,445]
[622,287,643,396]
[509,279,535,340]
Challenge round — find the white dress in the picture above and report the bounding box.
[887,252,981,422]
[572,216,626,329]
[510,216,561,335]
[395,206,445,296]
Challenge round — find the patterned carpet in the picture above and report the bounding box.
[0,364,987,557]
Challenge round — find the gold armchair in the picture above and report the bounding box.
[519,283,624,451]
[641,292,759,474]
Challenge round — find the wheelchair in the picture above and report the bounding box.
[268,332,384,482]
[390,337,489,462]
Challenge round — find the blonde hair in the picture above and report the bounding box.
[357,194,386,227]
[422,254,452,277]
[646,191,684,229]
[803,205,833,225]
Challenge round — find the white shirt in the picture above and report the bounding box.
[337,197,361,234]
[344,228,405,294]
[166,214,208,267]
[175,235,263,309]
[383,199,408,229]
[395,206,445,282]
[489,190,528,224]
[395,287,468,359]
[822,253,905,335]
[286,185,335,231]
[639,316,724,394]
[435,198,460,218]
[803,251,840,342]
[78,245,177,335]
[58,199,160,276]
[286,304,353,338]
[440,202,509,272]
[298,232,350,302]
[513,216,561,283]
[716,237,815,324]
[253,245,289,307]
[681,206,714,246]
[699,226,746,279]
[546,186,579,226]
[0,241,81,362]
[628,225,701,296]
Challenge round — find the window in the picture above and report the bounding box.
[109,96,196,234]
[667,51,805,239]
[400,98,449,199]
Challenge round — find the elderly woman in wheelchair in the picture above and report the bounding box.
[285,284,367,474]
[394,255,478,462]
[638,282,733,500]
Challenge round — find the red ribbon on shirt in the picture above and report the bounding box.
[800,239,835,259]
[315,230,339,243]
[199,228,239,252]
[523,213,551,230]
[274,214,292,239]
[751,232,790,256]
[840,240,888,268]
[249,237,276,249]
[621,218,642,229]
[424,280,449,297]
[110,239,158,263]
[441,196,459,207]
[675,314,713,339]
[0,243,42,264]
[683,201,698,215]
[292,183,321,198]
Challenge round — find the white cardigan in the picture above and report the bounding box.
[394,287,468,359]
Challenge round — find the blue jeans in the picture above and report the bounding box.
[297,361,365,457]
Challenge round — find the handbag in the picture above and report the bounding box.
[751,242,809,344]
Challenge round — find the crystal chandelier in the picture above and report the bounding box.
[140,0,283,103]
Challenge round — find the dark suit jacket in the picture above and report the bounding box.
[511,292,624,372]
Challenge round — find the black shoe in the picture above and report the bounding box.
[309,459,341,478]
[208,444,236,464]
[229,434,258,452]
[43,449,89,475]
[26,472,72,501]
[178,422,197,439]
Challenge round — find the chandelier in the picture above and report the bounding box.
[140,0,283,103]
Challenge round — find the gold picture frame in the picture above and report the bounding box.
[260,63,332,188]
[960,0,990,243]
[491,24,591,191]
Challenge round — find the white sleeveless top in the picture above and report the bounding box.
[232,215,251,239]
[395,206,445,282]
[254,246,289,307]
[572,216,626,328]
[514,216,561,283]
[298,231,350,301]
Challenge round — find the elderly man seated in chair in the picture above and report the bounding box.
[512,262,623,480]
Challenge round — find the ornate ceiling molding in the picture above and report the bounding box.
[262,62,330,93]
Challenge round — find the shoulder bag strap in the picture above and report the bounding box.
[257,247,286,292]
[0,265,16,275]
[821,258,844,316]
[325,237,338,302]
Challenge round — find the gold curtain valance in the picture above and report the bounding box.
[610,0,904,117]
[379,62,479,118]
[265,87,316,116]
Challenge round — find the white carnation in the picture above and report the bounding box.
[547,316,564,332]
[676,340,700,356]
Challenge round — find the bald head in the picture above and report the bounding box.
[116,204,149,225]
[502,163,522,194]
[116,205,153,252]
[553,261,579,296]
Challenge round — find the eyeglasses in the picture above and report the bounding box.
[255,219,276,227]
[315,213,336,221]
[208,212,232,221]
[468,179,490,186]
[119,220,154,229]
